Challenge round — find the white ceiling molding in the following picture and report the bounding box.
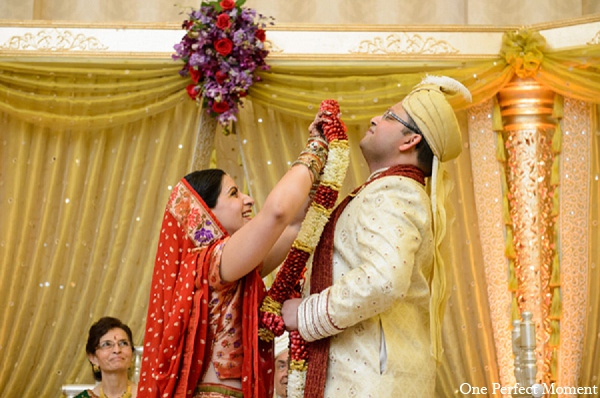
[1,16,599,62]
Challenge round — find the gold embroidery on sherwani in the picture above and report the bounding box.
[313,175,437,397]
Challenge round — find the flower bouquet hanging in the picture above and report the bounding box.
[173,0,272,132]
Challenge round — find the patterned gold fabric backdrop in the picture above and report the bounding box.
[1,0,600,24]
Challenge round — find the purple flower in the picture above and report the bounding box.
[173,42,184,54]
[241,8,256,21]
[232,30,246,46]
[195,227,214,244]
[188,52,206,67]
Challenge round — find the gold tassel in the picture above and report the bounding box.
[511,295,520,323]
[501,169,509,194]
[552,188,559,217]
[550,287,562,319]
[508,259,518,291]
[552,123,562,154]
[496,132,506,162]
[503,195,511,225]
[552,94,564,119]
[501,171,512,225]
[505,227,516,259]
[492,96,504,131]
[550,348,559,382]
[551,156,560,186]
[549,319,560,347]
[550,255,560,287]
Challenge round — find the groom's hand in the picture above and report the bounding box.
[281,298,303,331]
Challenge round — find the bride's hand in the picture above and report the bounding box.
[308,110,332,138]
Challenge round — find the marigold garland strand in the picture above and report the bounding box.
[258,99,350,398]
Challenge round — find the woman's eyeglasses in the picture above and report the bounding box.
[97,339,132,350]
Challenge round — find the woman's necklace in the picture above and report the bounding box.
[99,381,131,398]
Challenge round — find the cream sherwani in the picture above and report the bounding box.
[299,171,436,397]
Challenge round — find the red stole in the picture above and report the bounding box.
[137,179,273,398]
[304,165,425,398]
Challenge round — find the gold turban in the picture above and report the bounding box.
[401,75,471,362]
[402,75,471,162]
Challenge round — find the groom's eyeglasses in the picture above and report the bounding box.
[382,109,421,136]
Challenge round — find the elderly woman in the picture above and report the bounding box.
[76,316,137,398]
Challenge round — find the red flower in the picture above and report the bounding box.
[219,0,235,11]
[255,29,266,42]
[214,38,233,56]
[186,84,199,100]
[215,71,228,84]
[212,101,230,113]
[189,67,202,83]
[216,13,231,30]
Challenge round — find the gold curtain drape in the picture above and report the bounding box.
[1,29,600,397]
[580,104,600,390]
[0,61,200,397]
[253,44,600,124]
[0,61,191,130]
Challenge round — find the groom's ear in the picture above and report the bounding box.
[398,133,422,152]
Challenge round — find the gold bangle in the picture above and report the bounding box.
[291,158,318,183]
[292,136,329,183]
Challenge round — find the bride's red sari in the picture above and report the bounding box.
[137,178,273,398]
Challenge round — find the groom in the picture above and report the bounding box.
[282,76,471,397]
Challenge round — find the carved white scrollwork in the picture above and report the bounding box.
[0,29,108,51]
[349,33,459,55]
[264,39,283,53]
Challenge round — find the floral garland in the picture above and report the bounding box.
[259,99,350,398]
[173,0,273,132]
